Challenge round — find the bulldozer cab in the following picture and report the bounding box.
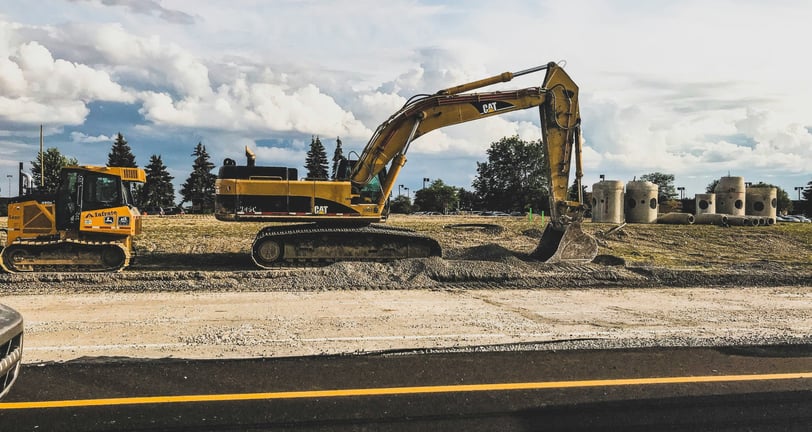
[55,168,128,230]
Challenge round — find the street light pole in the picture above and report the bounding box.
[6,174,11,198]
[422,177,430,190]
[404,187,410,200]
[795,186,803,201]
[398,184,404,197]
[677,186,685,200]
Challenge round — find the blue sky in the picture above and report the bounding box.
[1,0,810,201]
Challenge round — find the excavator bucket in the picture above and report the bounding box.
[530,222,598,263]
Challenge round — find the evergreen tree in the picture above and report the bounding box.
[107,133,137,167]
[804,180,812,202]
[331,137,345,179]
[140,154,176,208]
[305,136,329,179]
[180,142,216,212]
[106,132,141,204]
[30,147,78,196]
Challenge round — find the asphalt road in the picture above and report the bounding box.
[1,345,811,431]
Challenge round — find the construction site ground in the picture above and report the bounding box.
[1,215,811,364]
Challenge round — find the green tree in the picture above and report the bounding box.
[705,179,719,194]
[180,142,216,212]
[140,154,176,208]
[640,172,677,201]
[457,188,480,211]
[107,132,142,204]
[472,135,549,212]
[567,179,587,202]
[331,137,345,180]
[413,179,459,213]
[803,180,812,201]
[803,180,812,216]
[107,132,137,167]
[305,136,329,179]
[389,195,413,214]
[30,147,78,196]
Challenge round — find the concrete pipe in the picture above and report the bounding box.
[715,176,745,216]
[656,212,695,225]
[726,215,756,226]
[592,180,625,224]
[745,186,777,222]
[695,193,716,215]
[694,213,728,226]
[625,180,658,224]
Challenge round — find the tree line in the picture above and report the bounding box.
[31,133,216,212]
[275,133,812,215]
[27,133,812,216]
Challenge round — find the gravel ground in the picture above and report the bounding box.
[1,215,810,363]
[5,286,812,364]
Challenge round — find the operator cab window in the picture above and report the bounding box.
[83,173,123,211]
[354,168,386,204]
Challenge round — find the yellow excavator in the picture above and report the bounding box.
[215,62,598,267]
[1,166,146,272]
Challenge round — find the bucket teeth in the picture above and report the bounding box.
[531,222,598,263]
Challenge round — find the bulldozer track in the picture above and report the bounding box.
[0,238,130,273]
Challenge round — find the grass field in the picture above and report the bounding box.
[133,214,812,270]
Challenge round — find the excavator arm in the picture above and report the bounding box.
[351,62,585,226]
[351,61,596,263]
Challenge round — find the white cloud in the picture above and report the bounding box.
[138,78,372,138]
[252,145,306,169]
[0,29,134,127]
[70,131,113,143]
[1,1,810,195]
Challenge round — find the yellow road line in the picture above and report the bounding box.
[2,372,811,410]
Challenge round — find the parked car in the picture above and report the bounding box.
[778,215,811,223]
[0,303,23,399]
[162,206,185,215]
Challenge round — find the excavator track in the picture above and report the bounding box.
[0,239,130,273]
[251,223,442,268]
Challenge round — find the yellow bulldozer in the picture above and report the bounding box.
[1,165,146,272]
